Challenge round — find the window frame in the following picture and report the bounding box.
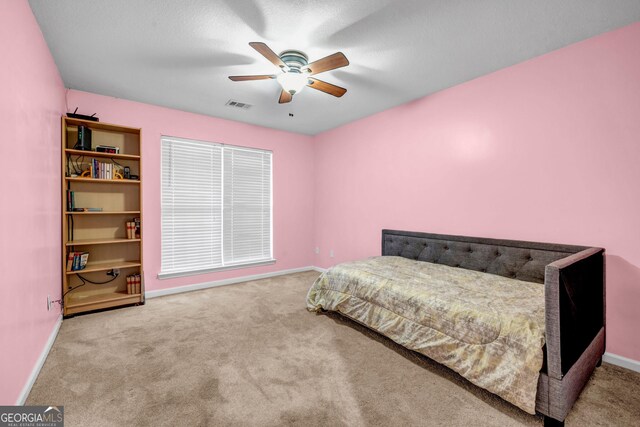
[158,135,274,279]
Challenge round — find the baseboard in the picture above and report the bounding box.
[603,352,640,373]
[311,266,327,273]
[16,314,63,405]
[146,266,319,299]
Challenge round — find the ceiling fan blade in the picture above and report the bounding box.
[249,42,289,71]
[307,78,347,97]
[228,75,275,81]
[304,52,349,75]
[278,90,293,104]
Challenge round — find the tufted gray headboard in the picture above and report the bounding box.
[382,229,589,284]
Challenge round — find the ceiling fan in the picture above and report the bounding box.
[229,42,349,104]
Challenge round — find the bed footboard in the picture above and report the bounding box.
[544,247,605,380]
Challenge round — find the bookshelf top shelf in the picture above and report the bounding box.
[65,148,140,160]
[64,117,141,134]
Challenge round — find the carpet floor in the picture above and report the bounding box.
[28,271,640,426]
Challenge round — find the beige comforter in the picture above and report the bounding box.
[306,256,545,414]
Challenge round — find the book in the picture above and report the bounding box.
[126,275,132,294]
[133,217,141,239]
[66,190,76,211]
[78,252,89,270]
[135,274,141,294]
[66,251,76,271]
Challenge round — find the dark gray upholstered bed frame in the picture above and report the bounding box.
[381,230,605,426]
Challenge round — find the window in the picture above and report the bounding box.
[160,136,272,278]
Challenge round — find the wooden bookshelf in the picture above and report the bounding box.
[62,117,144,316]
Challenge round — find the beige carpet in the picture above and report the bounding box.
[28,271,640,426]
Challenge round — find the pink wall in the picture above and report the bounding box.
[313,23,640,361]
[0,1,66,404]
[65,90,315,292]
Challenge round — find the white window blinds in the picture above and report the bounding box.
[223,147,272,266]
[161,138,223,275]
[161,137,272,278]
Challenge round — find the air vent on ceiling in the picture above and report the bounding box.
[225,100,252,110]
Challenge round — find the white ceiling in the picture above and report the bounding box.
[29,0,640,135]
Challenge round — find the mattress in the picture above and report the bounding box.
[306,256,546,413]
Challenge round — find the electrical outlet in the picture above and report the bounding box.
[315,247,320,254]
[47,295,51,311]
[107,268,120,277]
[330,250,335,258]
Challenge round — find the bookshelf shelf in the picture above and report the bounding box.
[62,116,144,316]
[66,238,140,246]
[65,148,141,160]
[65,211,141,215]
[66,177,141,184]
[66,260,142,275]
[65,291,142,315]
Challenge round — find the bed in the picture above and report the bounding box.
[306,230,605,426]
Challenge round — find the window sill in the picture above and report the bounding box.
[158,259,276,280]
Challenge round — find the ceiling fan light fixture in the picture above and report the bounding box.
[229,42,349,103]
[277,72,308,95]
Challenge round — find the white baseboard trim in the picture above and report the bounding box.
[603,352,640,373]
[146,266,319,299]
[16,314,63,405]
[311,266,327,273]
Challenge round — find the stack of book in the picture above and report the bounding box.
[126,221,135,239]
[90,159,117,179]
[72,207,103,212]
[126,217,141,239]
[66,251,89,271]
[126,274,141,294]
